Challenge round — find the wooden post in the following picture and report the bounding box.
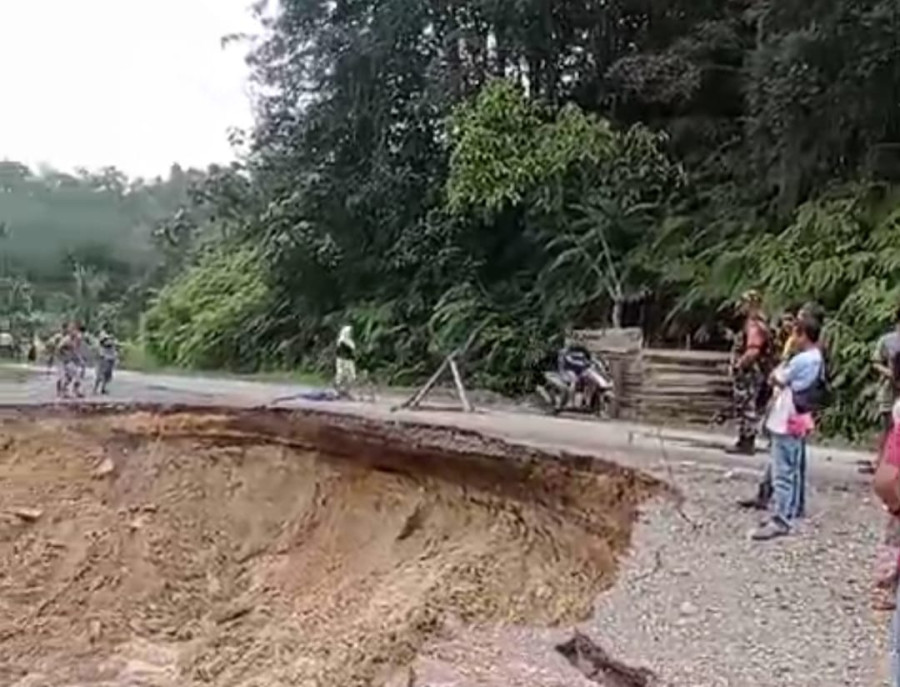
[392,323,485,413]
[395,357,449,411]
[449,357,473,413]
[610,357,625,419]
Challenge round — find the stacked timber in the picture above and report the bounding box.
[571,328,732,424]
[635,349,732,424]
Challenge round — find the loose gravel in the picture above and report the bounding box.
[416,464,889,686]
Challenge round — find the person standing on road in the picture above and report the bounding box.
[871,309,900,472]
[335,325,357,398]
[752,316,824,540]
[93,328,118,395]
[873,403,900,684]
[56,323,84,398]
[727,290,773,455]
[47,323,66,372]
[738,302,827,512]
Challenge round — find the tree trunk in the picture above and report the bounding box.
[612,298,623,329]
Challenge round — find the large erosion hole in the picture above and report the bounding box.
[0,406,660,686]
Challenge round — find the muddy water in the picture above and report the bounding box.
[0,407,659,686]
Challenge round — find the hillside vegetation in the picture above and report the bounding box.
[5,0,900,437]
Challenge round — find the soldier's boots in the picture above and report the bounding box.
[725,435,756,456]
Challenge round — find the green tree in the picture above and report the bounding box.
[127,0,900,438]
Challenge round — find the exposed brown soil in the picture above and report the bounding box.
[0,406,659,686]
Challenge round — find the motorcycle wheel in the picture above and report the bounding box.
[535,386,562,415]
[587,389,610,418]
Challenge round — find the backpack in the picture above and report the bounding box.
[793,355,832,415]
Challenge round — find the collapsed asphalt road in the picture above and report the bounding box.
[0,364,874,489]
[0,366,887,686]
[0,405,658,686]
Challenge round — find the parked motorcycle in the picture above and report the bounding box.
[535,345,615,416]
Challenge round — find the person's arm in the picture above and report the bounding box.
[769,355,794,389]
[874,338,892,379]
[875,429,900,514]
[736,322,765,369]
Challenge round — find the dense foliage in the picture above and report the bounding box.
[0,162,208,337]
[143,248,272,370]
[141,0,900,436]
[0,162,249,342]
[7,0,900,436]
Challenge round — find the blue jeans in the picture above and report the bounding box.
[771,433,806,526]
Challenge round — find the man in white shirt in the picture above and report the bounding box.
[752,316,824,541]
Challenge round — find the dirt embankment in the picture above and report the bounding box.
[0,407,660,686]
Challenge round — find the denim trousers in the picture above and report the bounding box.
[758,450,806,518]
[771,433,806,526]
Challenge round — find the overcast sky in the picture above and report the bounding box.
[0,0,258,178]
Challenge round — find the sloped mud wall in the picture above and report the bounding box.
[0,406,660,686]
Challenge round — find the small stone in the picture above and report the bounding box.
[10,507,43,522]
[679,601,699,617]
[94,457,116,478]
[384,666,415,687]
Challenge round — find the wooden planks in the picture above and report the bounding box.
[572,329,732,424]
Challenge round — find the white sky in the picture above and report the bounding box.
[0,0,259,179]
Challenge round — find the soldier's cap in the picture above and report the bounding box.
[740,289,762,305]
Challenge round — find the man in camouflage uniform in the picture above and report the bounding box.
[727,290,773,455]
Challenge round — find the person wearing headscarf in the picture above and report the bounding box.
[335,325,357,397]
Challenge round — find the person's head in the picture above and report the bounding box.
[738,289,763,317]
[793,315,821,350]
[799,301,826,324]
[779,311,796,332]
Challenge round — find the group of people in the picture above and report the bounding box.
[726,292,900,682]
[727,291,827,540]
[47,322,118,398]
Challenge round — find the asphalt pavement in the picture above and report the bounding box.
[0,363,874,488]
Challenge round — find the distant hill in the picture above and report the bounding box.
[0,161,200,277]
